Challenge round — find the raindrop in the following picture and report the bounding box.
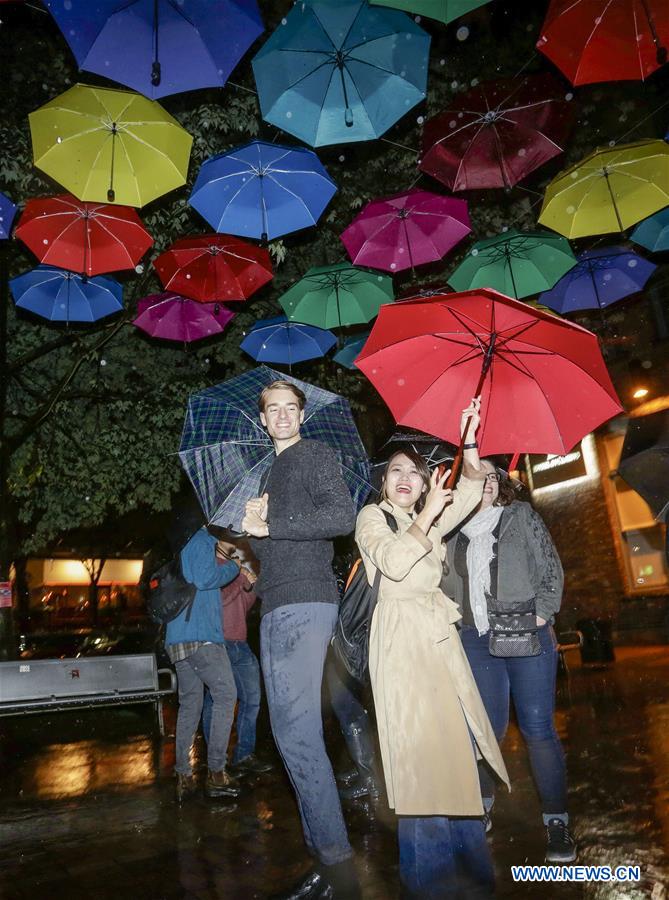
[281,17,287,25]
[85,495,90,501]
[456,26,469,41]
[42,238,49,244]
[517,148,526,157]
[397,378,405,386]
[628,258,638,267]
[416,116,424,125]
[100,359,107,366]
[449,120,457,129]
[338,154,345,162]
[471,248,479,256]
[451,80,458,89]
[603,272,612,282]
[186,273,192,279]
[135,264,144,274]
[608,140,616,147]
[470,78,479,86]
[501,226,509,233]
[565,92,574,101]
[390,262,397,269]
[439,59,446,66]
[566,205,576,214]
[286,111,293,119]
[56,136,63,144]
[642,359,652,369]
[458,111,464,118]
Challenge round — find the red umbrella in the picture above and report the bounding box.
[154,234,273,303]
[15,194,153,277]
[537,0,669,86]
[419,75,575,192]
[356,288,622,457]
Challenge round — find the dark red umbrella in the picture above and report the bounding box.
[419,75,575,192]
[154,234,273,303]
[15,194,153,276]
[537,0,669,86]
[356,288,622,457]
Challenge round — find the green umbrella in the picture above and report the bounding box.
[369,0,492,25]
[447,230,577,300]
[278,263,394,329]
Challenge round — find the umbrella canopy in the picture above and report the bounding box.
[29,83,193,207]
[10,265,123,323]
[154,234,273,303]
[179,365,371,531]
[538,247,657,314]
[618,410,669,520]
[240,315,336,364]
[46,0,263,100]
[369,430,457,491]
[333,331,370,369]
[278,263,394,329]
[252,0,430,147]
[190,141,337,241]
[630,207,669,253]
[0,192,18,240]
[356,288,622,455]
[419,75,575,192]
[15,194,153,276]
[340,189,471,273]
[133,292,235,342]
[539,140,669,239]
[369,0,492,25]
[447,229,577,299]
[537,0,669,86]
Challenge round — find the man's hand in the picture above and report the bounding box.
[245,493,268,522]
[242,509,269,538]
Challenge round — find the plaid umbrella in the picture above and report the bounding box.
[179,366,372,531]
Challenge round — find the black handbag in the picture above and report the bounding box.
[487,599,541,657]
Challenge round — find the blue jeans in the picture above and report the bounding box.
[398,815,494,898]
[202,640,261,764]
[460,624,567,815]
[261,602,352,866]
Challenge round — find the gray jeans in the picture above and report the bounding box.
[174,643,236,775]
[261,602,352,866]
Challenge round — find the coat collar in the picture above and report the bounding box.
[378,498,415,524]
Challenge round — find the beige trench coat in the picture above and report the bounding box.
[355,477,510,816]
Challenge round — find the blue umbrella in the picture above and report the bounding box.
[45,0,264,99]
[190,141,337,241]
[252,0,430,147]
[10,265,123,323]
[241,315,336,365]
[0,192,17,240]
[538,247,656,314]
[333,332,370,369]
[630,207,669,253]
[179,365,371,531]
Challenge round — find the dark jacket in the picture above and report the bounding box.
[443,501,563,624]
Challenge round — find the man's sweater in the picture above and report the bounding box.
[249,439,356,616]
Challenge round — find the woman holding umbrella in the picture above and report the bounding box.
[354,400,509,899]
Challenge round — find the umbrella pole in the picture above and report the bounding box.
[151,0,162,87]
[641,0,668,63]
[603,170,624,232]
[589,260,608,330]
[505,248,519,300]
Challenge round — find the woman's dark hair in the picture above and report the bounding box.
[482,458,516,507]
[380,446,431,513]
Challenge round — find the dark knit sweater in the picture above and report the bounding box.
[249,439,356,616]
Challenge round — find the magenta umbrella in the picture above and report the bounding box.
[340,188,471,274]
[133,292,234,343]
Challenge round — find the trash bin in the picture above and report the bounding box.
[576,618,615,665]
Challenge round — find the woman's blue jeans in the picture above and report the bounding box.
[202,639,261,764]
[460,624,567,815]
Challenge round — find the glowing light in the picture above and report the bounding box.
[633,388,649,399]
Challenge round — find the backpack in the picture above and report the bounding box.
[331,509,398,682]
[145,555,197,625]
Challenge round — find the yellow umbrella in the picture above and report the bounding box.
[538,139,669,239]
[29,84,193,208]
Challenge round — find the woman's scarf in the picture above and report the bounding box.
[461,506,504,636]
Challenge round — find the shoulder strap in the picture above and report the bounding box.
[381,508,399,533]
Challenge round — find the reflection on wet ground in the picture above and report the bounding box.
[0,646,668,899]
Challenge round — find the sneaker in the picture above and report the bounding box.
[545,818,578,863]
[175,773,197,804]
[230,754,274,776]
[204,768,243,800]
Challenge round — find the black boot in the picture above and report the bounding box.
[338,713,380,802]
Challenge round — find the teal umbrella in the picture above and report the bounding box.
[630,207,669,253]
[333,331,370,369]
[252,0,430,147]
[369,0,492,25]
[447,230,577,299]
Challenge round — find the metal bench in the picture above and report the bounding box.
[0,653,176,734]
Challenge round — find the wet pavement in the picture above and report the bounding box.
[0,646,668,899]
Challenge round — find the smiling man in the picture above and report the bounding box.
[242,380,359,900]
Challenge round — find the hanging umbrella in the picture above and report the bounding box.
[356,287,622,456]
[10,265,123,323]
[0,192,18,240]
[45,0,263,100]
[251,0,430,147]
[447,229,577,299]
[340,189,471,273]
[537,0,669,86]
[179,365,371,531]
[29,83,192,207]
[15,194,153,276]
[419,74,575,192]
[369,430,458,491]
[240,315,336,364]
[333,332,370,369]
[154,234,273,303]
[278,263,394,329]
[618,410,669,520]
[538,247,657,314]
[630,207,669,253]
[369,0,492,25]
[190,141,337,241]
[539,140,669,239]
[133,292,234,343]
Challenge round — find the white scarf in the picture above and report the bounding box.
[461,506,503,636]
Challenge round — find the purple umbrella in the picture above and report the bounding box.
[340,188,471,274]
[0,192,18,240]
[538,246,657,314]
[133,292,235,342]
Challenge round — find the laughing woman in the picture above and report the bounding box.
[355,401,509,899]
